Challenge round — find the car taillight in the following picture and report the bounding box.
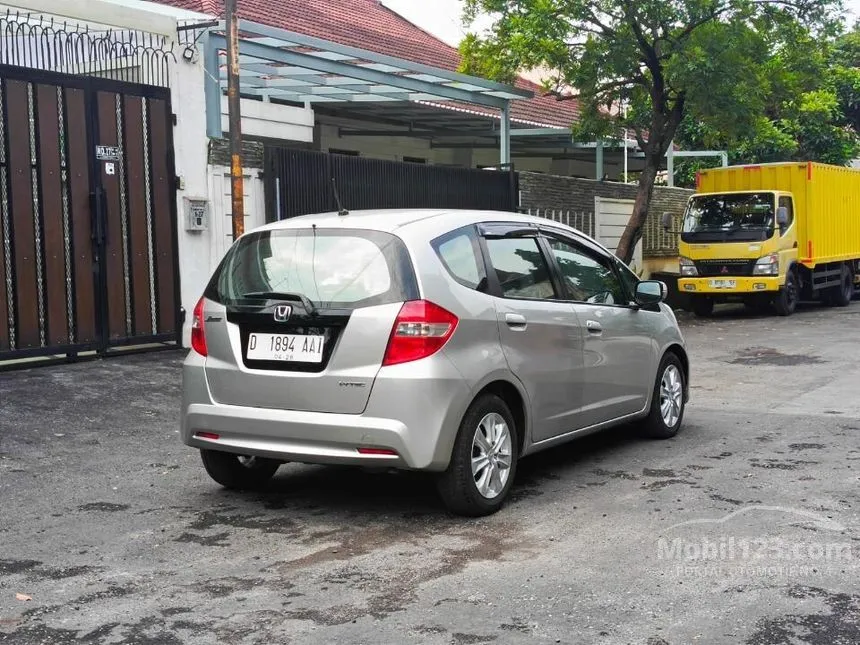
[191,297,207,356]
[382,300,458,366]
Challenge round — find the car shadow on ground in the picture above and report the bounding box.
[201,423,655,519]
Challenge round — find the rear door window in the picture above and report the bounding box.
[206,228,418,309]
[485,237,556,300]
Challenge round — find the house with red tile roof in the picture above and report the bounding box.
[153,0,628,179]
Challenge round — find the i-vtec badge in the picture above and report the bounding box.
[273,304,292,322]
[339,381,366,388]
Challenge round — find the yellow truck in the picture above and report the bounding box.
[666,162,860,316]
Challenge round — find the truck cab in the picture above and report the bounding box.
[677,190,797,315]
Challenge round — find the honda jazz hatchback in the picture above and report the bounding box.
[182,209,689,516]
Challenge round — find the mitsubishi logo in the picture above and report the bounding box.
[273,304,292,322]
[721,266,729,275]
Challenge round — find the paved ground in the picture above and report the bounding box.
[1,303,860,645]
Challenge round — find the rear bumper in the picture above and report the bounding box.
[180,352,471,472]
[678,276,782,295]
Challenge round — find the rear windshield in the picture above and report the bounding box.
[205,227,418,309]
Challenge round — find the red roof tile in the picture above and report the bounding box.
[156,0,579,128]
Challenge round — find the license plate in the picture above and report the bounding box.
[708,279,737,289]
[247,333,325,363]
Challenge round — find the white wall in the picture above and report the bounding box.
[318,116,600,177]
[206,168,267,266]
[595,197,643,273]
[221,97,313,143]
[170,49,211,348]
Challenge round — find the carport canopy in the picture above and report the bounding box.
[203,20,533,164]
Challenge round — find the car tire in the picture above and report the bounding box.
[774,269,798,317]
[639,353,686,440]
[691,298,714,318]
[200,449,281,490]
[436,394,519,517]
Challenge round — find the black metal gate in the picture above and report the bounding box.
[0,65,179,365]
[265,147,517,221]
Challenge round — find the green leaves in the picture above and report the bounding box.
[460,0,843,154]
[459,0,847,260]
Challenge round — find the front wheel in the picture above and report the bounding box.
[639,353,686,439]
[200,449,281,490]
[774,270,798,317]
[436,394,518,517]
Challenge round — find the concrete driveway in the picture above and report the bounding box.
[1,303,859,644]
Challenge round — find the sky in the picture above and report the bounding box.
[381,0,479,47]
[383,0,860,47]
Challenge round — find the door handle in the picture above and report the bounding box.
[505,313,527,330]
[586,320,602,333]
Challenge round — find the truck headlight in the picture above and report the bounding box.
[679,256,698,277]
[753,254,779,275]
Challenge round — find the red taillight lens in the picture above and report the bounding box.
[191,297,207,356]
[357,447,398,456]
[382,300,458,366]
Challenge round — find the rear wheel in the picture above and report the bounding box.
[200,449,281,490]
[774,269,798,316]
[640,353,686,439]
[436,394,518,517]
[691,297,714,318]
[830,263,853,308]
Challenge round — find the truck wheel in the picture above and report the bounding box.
[691,298,714,317]
[832,264,853,307]
[774,270,798,316]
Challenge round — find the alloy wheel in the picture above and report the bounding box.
[471,413,513,499]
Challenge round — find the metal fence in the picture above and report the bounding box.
[524,208,595,238]
[265,147,518,220]
[0,11,174,88]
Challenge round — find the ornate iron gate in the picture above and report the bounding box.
[0,66,179,364]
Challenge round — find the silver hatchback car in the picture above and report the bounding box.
[182,209,689,516]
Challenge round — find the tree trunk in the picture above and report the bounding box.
[615,151,660,265]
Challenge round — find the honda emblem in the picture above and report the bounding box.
[273,304,292,322]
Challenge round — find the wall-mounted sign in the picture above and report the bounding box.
[96,145,121,160]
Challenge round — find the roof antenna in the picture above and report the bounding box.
[331,177,349,217]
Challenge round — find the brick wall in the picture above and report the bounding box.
[518,172,693,257]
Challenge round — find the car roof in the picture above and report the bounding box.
[252,208,609,254]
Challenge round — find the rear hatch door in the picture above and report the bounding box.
[202,225,418,414]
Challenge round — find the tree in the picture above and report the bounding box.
[459,0,842,263]
[673,22,860,186]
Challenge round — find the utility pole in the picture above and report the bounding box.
[225,0,244,239]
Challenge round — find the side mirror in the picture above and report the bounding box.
[776,206,789,227]
[635,280,666,306]
[661,212,673,230]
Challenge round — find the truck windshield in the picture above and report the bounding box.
[681,192,775,242]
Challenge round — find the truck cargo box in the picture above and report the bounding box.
[697,162,860,268]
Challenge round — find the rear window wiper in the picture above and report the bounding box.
[241,291,318,317]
